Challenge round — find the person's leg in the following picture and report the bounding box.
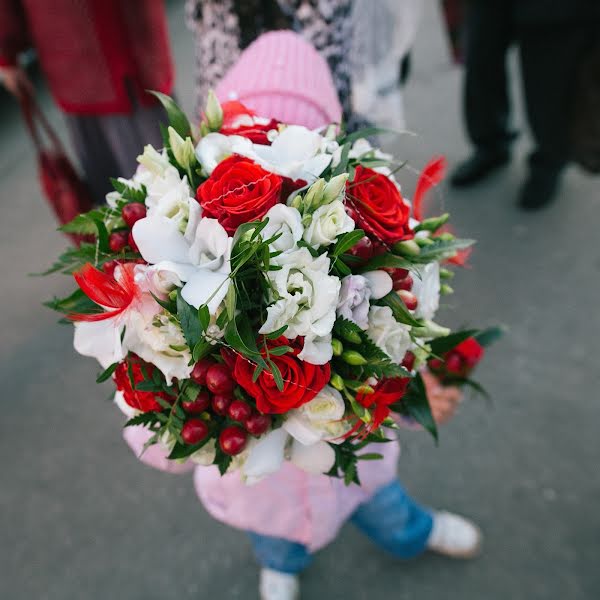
[247,532,313,574]
[350,480,434,559]
[517,23,591,208]
[248,532,310,600]
[451,0,515,186]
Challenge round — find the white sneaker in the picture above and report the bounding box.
[426,511,482,559]
[259,568,300,600]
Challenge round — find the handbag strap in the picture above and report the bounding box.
[18,89,65,155]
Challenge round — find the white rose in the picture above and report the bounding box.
[303,200,355,247]
[259,248,340,340]
[337,275,371,330]
[367,305,412,363]
[411,262,441,321]
[261,204,303,253]
[284,386,350,445]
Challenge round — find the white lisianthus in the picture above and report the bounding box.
[234,125,332,182]
[132,216,232,314]
[190,439,217,466]
[284,386,350,445]
[126,312,192,384]
[261,204,303,253]
[259,248,340,341]
[195,132,254,174]
[367,305,412,363]
[361,270,393,300]
[241,429,287,484]
[411,262,441,321]
[303,200,355,247]
[298,333,333,365]
[337,275,371,330]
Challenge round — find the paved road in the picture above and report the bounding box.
[1,3,599,599]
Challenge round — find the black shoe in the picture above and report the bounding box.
[518,168,562,211]
[450,150,511,187]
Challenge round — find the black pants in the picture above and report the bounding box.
[463,1,592,173]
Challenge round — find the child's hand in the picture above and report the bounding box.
[421,370,463,425]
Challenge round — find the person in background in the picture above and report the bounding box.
[451,0,600,210]
[0,0,173,203]
[186,0,369,131]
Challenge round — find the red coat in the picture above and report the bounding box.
[0,0,174,114]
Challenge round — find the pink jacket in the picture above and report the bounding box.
[124,30,399,552]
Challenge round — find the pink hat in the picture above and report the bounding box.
[216,30,342,130]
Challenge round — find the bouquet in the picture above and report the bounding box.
[44,92,496,484]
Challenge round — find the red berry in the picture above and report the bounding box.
[393,274,413,292]
[121,202,147,228]
[206,363,235,394]
[445,353,463,375]
[102,260,120,277]
[402,351,416,371]
[182,391,210,414]
[244,412,271,436]
[227,400,252,423]
[397,290,418,311]
[181,419,209,445]
[384,267,410,282]
[109,231,129,253]
[347,236,374,263]
[212,394,232,416]
[219,426,248,455]
[190,359,215,386]
[128,231,139,252]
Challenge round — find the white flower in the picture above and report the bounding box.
[190,439,217,465]
[337,275,371,330]
[289,440,336,475]
[367,305,412,363]
[126,312,192,384]
[137,144,172,179]
[298,333,333,365]
[303,200,355,247]
[284,386,350,445]
[259,248,340,341]
[235,125,332,182]
[114,391,139,419]
[411,262,441,321]
[144,167,200,234]
[195,132,253,174]
[261,204,303,253]
[132,216,232,314]
[361,270,393,300]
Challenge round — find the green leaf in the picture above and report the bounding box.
[134,381,164,392]
[96,362,119,383]
[403,373,438,441]
[429,330,478,356]
[225,284,236,320]
[332,229,365,257]
[176,293,201,350]
[357,252,413,273]
[88,214,110,253]
[44,288,97,315]
[264,325,288,339]
[332,142,351,177]
[192,339,212,363]
[109,178,147,204]
[357,453,383,461]
[198,305,211,332]
[124,412,163,428]
[377,292,421,327]
[148,91,191,137]
[338,126,399,146]
[267,359,285,392]
[474,326,505,348]
[412,238,475,264]
[267,345,293,356]
[150,292,176,314]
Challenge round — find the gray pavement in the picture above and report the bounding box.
[1,3,599,599]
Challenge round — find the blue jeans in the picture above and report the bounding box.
[248,480,434,574]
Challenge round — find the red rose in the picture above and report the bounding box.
[232,338,330,414]
[452,338,485,372]
[114,354,173,413]
[220,101,279,145]
[346,166,412,244]
[197,155,283,235]
[429,337,485,380]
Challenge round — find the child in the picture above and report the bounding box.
[125,31,481,600]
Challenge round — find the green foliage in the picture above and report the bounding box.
[399,373,438,441]
[96,362,119,383]
[44,288,97,315]
[474,326,505,348]
[357,252,413,273]
[429,329,479,356]
[409,237,475,264]
[148,91,191,138]
[377,292,421,327]
[176,292,202,352]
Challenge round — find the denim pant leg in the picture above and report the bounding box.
[350,480,434,559]
[247,532,313,574]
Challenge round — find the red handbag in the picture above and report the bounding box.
[20,92,94,241]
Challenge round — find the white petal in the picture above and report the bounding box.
[270,126,321,163]
[181,269,230,313]
[362,270,393,300]
[242,429,287,481]
[73,321,124,368]
[114,390,139,419]
[283,415,323,446]
[184,198,203,243]
[290,440,336,475]
[151,261,197,283]
[298,334,333,365]
[132,216,190,265]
